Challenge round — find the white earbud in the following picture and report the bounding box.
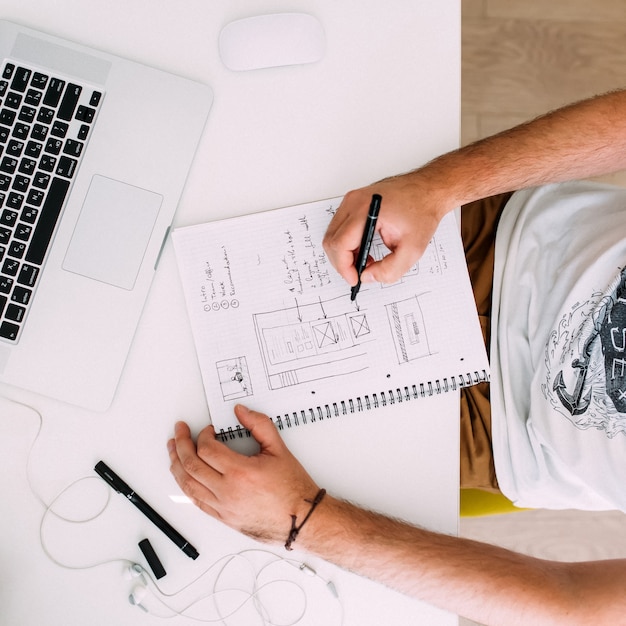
[128,584,148,612]
[125,563,145,579]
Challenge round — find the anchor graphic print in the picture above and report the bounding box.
[545,267,626,437]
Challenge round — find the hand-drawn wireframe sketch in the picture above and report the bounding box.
[253,295,372,390]
[386,294,434,364]
[216,232,445,397]
[216,356,253,401]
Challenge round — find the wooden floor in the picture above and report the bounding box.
[461,0,626,146]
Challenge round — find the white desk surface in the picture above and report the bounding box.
[0,1,461,624]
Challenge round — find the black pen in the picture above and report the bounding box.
[95,461,199,560]
[350,193,382,301]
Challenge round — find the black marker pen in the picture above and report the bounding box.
[95,461,199,560]
[351,193,382,301]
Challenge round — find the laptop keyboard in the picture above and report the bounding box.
[0,61,102,343]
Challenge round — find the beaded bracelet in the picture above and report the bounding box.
[284,489,326,551]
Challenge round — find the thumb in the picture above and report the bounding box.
[362,245,418,285]
[234,404,284,453]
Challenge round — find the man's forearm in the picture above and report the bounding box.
[298,495,626,626]
[323,90,626,285]
[420,89,626,207]
[169,411,626,625]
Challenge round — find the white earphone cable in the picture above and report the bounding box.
[3,395,344,625]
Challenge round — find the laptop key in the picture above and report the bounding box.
[17,263,38,287]
[0,108,16,126]
[58,84,81,121]
[37,107,54,124]
[43,77,65,107]
[11,285,31,305]
[30,72,49,90]
[0,320,19,341]
[7,139,24,157]
[25,141,42,158]
[0,275,13,293]
[18,106,36,124]
[0,156,17,173]
[20,207,38,224]
[39,155,56,172]
[26,189,45,206]
[25,89,42,107]
[44,138,62,155]
[89,91,102,107]
[18,158,36,176]
[5,92,22,109]
[77,124,90,140]
[7,192,24,210]
[5,303,25,323]
[25,177,70,265]
[12,123,30,140]
[51,121,69,138]
[56,156,77,178]
[31,124,48,142]
[8,241,26,259]
[63,140,83,158]
[2,258,19,276]
[0,209,17,226]
[15,223,33,242]
[75,105,95,123]
[12,176,29,193]
[11,67,31,93]
[32,172,50,189]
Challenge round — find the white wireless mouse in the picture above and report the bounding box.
[219,13,325,71]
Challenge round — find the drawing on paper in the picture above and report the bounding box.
[253,295,372,390]
[216,356,253,401]
[386,295,433,364]
[350,314,370,339]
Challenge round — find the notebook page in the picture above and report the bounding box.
[172,197,489,433]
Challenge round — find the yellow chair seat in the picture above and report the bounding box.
[460,488,528,517]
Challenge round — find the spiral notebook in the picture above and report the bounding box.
[172,197,489,439]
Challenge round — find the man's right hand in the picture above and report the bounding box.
[322,172,456,286]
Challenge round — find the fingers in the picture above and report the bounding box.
[361,241,422,285]
[324,174,449,287]
[167,410,321,541]
[325,186,421,286]
[233,404,285,454]
[168,421,222,514]
[323,190,368,285]
[168,408,284,504]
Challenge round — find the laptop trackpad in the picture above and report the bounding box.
[63,175,162,290]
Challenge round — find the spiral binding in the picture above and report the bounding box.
[216,369,490,442]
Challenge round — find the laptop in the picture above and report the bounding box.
[0,20,213,410]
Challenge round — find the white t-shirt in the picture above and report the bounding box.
[491,181,626,511]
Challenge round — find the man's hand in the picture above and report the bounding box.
[323,173,456,286]
[167,404,320,544]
